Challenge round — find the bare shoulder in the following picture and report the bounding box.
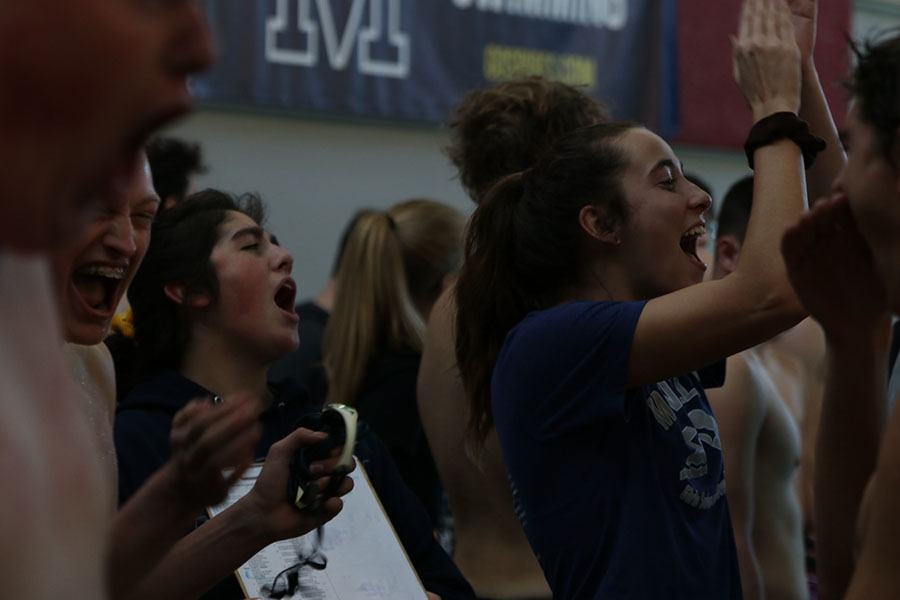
[427,283,458,342]
[777,318,826,375]
[715,352,769,409]
[419,284,459,394]
[708,352,769,437]
[64,342,116,419]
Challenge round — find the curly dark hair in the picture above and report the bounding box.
[128,189,266,379]
[146,136,207,205]
[446,77,609,203]
[846,30,900,159]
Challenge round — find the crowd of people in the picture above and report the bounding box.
[4,0,900,599]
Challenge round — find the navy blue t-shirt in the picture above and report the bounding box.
[492,301,741,599]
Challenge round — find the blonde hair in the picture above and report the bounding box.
[323,199,466,406]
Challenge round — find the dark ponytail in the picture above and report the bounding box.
[455,121,636,449]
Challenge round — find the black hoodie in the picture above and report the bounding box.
[114,370,475,600]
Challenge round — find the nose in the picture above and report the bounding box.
[273,245,293,275]
[688,182,712,213]
[169,1,215,76]
[104,213,137,258]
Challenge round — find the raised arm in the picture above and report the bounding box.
[629,0,806,386]
[781,195,891,600]
[788,0,846,204]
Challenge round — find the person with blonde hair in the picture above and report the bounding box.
[323,199,466,524]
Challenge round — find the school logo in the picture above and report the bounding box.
[646,375,726,509]
[266,0,410,78]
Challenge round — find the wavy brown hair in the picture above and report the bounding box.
[455,121,636,447]
[447,77,609,203]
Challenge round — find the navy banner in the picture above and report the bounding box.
[196,0,678,134]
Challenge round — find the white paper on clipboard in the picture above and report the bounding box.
[208,461,427,599]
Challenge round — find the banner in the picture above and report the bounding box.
[195,0,679,135]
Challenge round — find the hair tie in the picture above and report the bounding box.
[385,214,397,231]
[744,112,826,170]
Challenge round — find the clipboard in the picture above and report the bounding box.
[207,459,428,599]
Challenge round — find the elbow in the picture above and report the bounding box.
[750,280,807,337]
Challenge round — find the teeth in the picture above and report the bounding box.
[681,225,706,240]
[75,265,126,279]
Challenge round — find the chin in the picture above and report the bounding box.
[270,334,300,359]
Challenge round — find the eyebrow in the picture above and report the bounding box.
[649,158,683,176]
[231,226,265,242]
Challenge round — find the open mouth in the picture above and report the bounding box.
[72,264,126,314]
[274,278,297,315]
[680,225,706,266]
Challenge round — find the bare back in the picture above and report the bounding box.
[418,286,550,599]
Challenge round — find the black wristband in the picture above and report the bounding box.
[744,112,827,170]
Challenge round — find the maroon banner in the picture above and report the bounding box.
[676,0,852,148]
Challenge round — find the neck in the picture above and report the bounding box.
[180,329,270,404]
[560,260,631,304]
[314,279,338,313]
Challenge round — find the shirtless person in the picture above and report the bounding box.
[781,28,900,600]
[417,78,607,599]
[709,176,810,600]
[0,1,213,597]
[51,154,351,600]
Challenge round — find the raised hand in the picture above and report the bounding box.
[786,0,817,64]
[241,427,356,544]
[733,0,802,120]
[781,194,890,344]
[168,393,262,509]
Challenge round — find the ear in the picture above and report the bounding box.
[579,205,620,246]
[714,235,741,276]
[163,282,210,308]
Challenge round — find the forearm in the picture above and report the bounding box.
[735,137,807,319]
[124,497,270,600]
[799,59,846,204]
[109,462,199,599]
[814,323,891,600]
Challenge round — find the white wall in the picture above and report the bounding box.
[166,111,472,299]
[166,110,750,299]
[165,1,893,299]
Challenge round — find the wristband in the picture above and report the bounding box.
[744,112,827,170]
